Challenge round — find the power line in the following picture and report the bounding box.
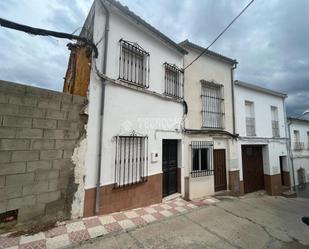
[0,17,98,57]
[184,0,255,70]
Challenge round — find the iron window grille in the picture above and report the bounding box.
[245,101,255,136]
[164,63,184,98]
[271,106,280,137]
[201,81,225,129]
[118,39,149,88]
[114,131,148,188]
[190,141,214,178]
[294,142,304,151]
[272,121,280,137]
[246,117,256,136]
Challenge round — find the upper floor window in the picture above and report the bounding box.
[119,39,149,88]
[271,106,279,137]
[245,101,255,136]
[294,130,300,142]
[201,81,224,129]
[293,130,304,150]
[164,63,183,98]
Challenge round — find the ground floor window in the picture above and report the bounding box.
[114,132,148,187]
[191,141,213,177]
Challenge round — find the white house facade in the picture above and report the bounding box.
[62,0,299,218]
[234,80,290,195]
[288,117,309,186]
[80,0,187,216]
[180,40,239,199]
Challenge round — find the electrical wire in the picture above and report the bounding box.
[184,0,255,70]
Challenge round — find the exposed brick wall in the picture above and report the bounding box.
[0,80,87,228]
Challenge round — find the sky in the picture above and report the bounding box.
[0,0,308,116]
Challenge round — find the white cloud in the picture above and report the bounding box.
[0,0,308,115]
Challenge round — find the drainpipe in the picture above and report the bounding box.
[286,111,296,190]
[231,63,237,135]
[95,0,110,214]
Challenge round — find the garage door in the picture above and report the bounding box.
[242,145,264,193]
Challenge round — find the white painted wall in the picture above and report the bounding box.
[235,84,289,181]
[235,85,287,138]
[180,45,237,198]
[289,120,309,184]
[183,136,215,198]
[93,0,184,93]
[182,47,234,133]
[84,1,185,189]
[236,140,288,181]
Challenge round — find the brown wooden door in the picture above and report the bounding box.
[242,146,264,193]
[214,149,227,192]
[162,140,178,197]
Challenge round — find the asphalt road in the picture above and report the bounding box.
[72,193,309,249]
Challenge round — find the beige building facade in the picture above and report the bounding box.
[180,40,240,199]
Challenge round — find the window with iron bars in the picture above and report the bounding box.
[201,81,225,129]
[271,106,280,137]
[164,63,183,98]
[245,101,256,136]
[118,39,149,88]
[190,141,214,178]
[114,133,148,188]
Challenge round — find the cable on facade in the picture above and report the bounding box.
[184,0,255,70]
[0,17,98,57]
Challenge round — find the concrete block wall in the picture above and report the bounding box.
[0,80,87,227]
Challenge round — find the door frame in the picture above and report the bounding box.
[162,139,178,197]
[241,145,265,194]
[214,149,227,192]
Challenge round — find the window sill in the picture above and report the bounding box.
[201,127,225,130]
[118,78,149,89]
[163,93,183,99]
[190,170,214,178]
[113,177,148,189]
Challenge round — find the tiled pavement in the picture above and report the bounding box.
[0,197,219,249]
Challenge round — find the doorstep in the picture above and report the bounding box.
[0,197,219,249]
[162,193,182,202]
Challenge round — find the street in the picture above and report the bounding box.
[73,193,309,249]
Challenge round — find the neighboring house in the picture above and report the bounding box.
[65,0,188,216]
[179,40,239,199]
[287,117,309,186]
[234,80,290,195]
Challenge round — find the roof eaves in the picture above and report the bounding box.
[234,80,287,98]
[288,117,309,123]
[179,39,237,65]
[104,0,188,55]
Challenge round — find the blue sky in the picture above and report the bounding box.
[0,0,308,115]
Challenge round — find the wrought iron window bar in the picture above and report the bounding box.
[190,141,214,178]
[114,131,148,188]
[118,39,149,88]
[272,120,280,137]
[294,142,304,151]
[246,117,256,136]
[164,62,184,99]
[201,81,225,129]
[190,170,214,178]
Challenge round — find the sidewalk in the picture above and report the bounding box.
[0,197,219,249]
